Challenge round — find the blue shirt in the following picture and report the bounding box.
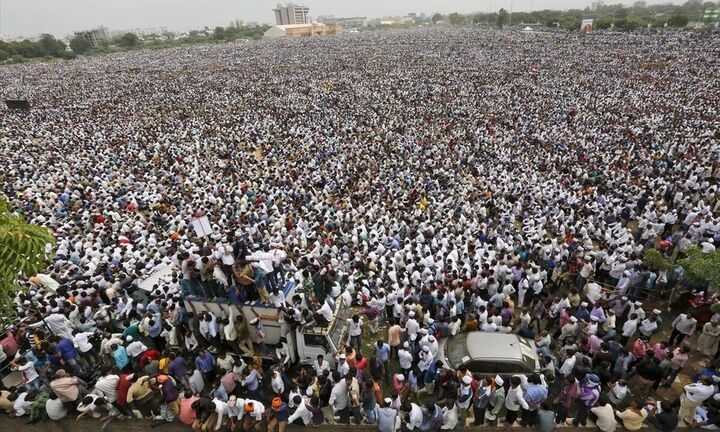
[169,357,187,378]
[524,384,548,411]
[195,353,215,373]
[113,346,129,369]
[55,337,78,360]
[424,361,438,384]
[243,369,260,391]
[374,343,390,362]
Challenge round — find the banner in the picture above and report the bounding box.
[580,19,593,33]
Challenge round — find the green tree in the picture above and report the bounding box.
[667,14,689,27]
[0,198,55,325]
[497,8,509,28]
[38,34,66,57]
[70,36,92,54]
[431,13,443,24]
[679,246,720,292]
[0,49,9,61]
[448,12,465,26]
[213,26,226,40]
[116,32,140,48]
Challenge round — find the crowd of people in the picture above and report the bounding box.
[0,27,719,431]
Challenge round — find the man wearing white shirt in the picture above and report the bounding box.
[315,299,334,325]
[125,337,147,358]
[313,354,330,376]
[93,368,120,403]
[45,392,68,420]
[405,402,425,430]
[680,377,715,424]
[28,313,74,339]
[288,395,313,425]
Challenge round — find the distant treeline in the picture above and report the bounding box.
[0,24,270,65]
[423,0,715,30]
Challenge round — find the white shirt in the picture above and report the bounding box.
[407,403,424,430]
[126,340,147,357]
[245,252,274,273]
[288,400,313,425]
[212,399,229,431]
[348,318,363,337]
[398,349,413,369]
[318,301,334,321]
[684,383,715,403]
[560,356,576,376]
[245,401,265,421]
[505,385,529,411]
[16,361,39,384]
[45,397,68,420]
[93,375,120,403]
[73,331,95,353]
[313,359,330,376]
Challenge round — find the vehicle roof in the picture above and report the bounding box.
[465,332,525,360]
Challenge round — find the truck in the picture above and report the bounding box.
[183,281,350,368]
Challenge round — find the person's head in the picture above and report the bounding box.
[510,376,521,387]
[660,400,673,412]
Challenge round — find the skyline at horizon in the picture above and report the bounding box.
[0,0,692,38]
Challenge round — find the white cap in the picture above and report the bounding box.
[570,316,578,323]
[462,375,472,385]
[494,376,504,386]
[396,374,405,382]
[581,302,588,307]
[653,309,661,314]
[635,301,643,306]
[590,316,599,322]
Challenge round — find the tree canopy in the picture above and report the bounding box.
[497,9,509,28]
[116,32,140,48]
[70,35,92,54]
[0,198,55,325]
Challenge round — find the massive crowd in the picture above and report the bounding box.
[0,27,719,431]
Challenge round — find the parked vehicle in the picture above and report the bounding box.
[437,331,540,377]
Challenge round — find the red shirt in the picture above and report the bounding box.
[140,349,161,368]
[178,396,199,425]
[355,356,368,371]
[116,374,132,405]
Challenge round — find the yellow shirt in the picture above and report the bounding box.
[616,408,647,431]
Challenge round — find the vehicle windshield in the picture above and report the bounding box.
[335,298,350,321]
[446,333,470,369]
[328,317,345,351]
[517,337,538,371]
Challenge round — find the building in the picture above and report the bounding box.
[263,23,341,38]
[273,3,310,25]
[73,27,109,49]
[317,16,368,28]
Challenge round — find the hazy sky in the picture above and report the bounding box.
[0,0,683,38]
